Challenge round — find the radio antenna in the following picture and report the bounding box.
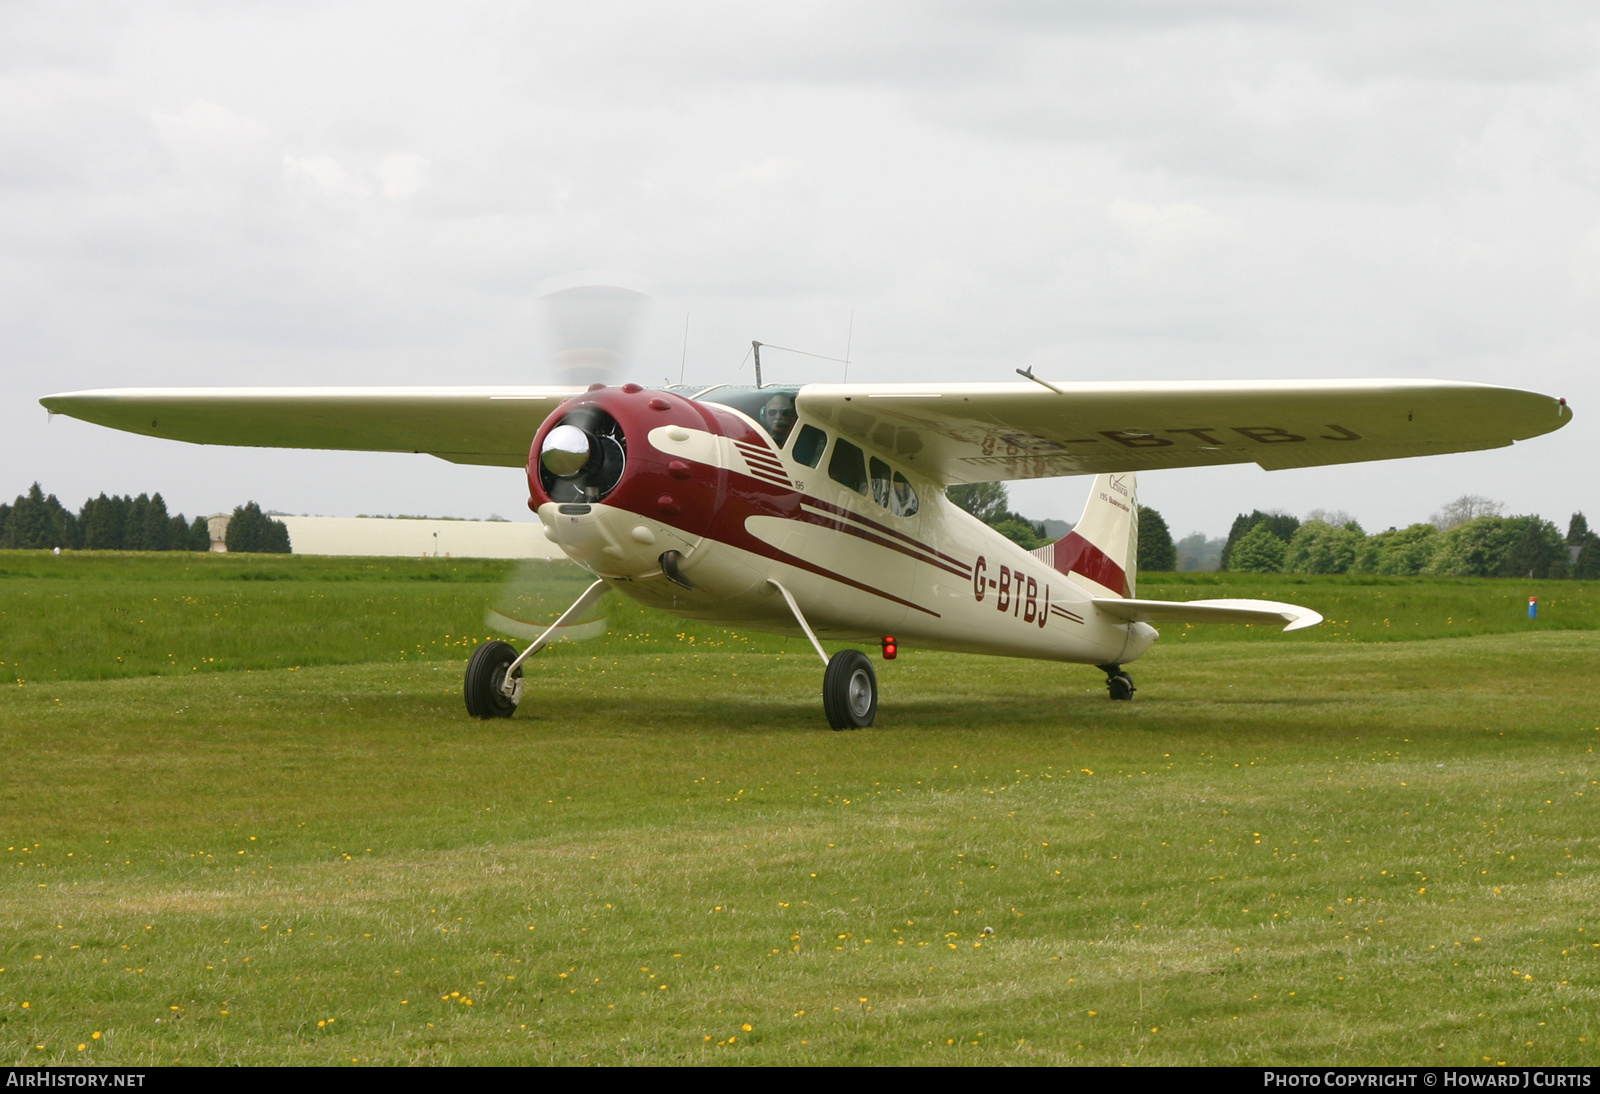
[679,313,689,385]
[843,310,854,383]
[752,340,763,388]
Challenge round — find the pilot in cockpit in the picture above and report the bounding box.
[760,393,797,447]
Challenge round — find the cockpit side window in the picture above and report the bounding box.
[791,424,827,468]
[891,471,919,517]
[827,439,868,494]
[869,457,892,509]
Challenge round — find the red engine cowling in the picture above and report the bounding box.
[526,384,726,534]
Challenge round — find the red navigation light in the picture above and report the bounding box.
[882,636,897,660]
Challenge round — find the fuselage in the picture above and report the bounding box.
[527,383,1158,666]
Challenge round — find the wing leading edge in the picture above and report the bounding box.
[795,378,1570,484]
[38,387,587,468]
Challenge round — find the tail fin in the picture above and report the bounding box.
[1029,472,1138,598]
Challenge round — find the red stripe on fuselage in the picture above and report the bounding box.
[794,507,971,580]
[800,496,972,574]
[1050,532,1127,597]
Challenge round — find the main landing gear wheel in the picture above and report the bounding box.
[1098,663,1136,701]
[464,640,522,719]
[823,649,877,731]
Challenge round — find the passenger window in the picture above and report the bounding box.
[869,458,892,509]
[891,472,919,518]
[792,424,827,468]
[827,439,868,494]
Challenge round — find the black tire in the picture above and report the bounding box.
[1107,673,1135,701]
[822,649,877,730]
[464,640,521,719]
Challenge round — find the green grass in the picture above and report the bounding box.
[1,552,1597,1065]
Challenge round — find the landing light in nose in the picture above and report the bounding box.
[541,424,592,477]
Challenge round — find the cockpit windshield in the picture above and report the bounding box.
[684,385,803,447]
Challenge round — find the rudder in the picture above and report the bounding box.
[1029,472,1138,598]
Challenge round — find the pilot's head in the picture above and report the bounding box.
[761,393,797,444]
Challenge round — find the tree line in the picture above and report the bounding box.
[0,484,291,553]
[947,482,1599,580]
[1218,496,1599,579]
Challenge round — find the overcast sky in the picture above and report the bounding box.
[4,1,1597,538]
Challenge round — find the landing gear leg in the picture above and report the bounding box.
[767,578,878,730]
[1098,662,1136,701]
[463,578,607,720]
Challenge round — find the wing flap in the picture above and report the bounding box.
[39,387,586,468]
[796,379,1570,484]
[1092,597,1324,632]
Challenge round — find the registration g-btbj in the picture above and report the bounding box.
[42,371,1570,728]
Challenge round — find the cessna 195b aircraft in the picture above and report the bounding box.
[41,370,1571,729]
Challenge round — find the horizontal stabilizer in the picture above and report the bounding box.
[1091,597,1323,633]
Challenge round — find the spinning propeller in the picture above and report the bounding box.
[484,283,649,646]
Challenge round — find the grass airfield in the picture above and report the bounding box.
[1,553,1597,1066]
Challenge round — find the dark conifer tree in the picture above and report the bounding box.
[1,484,76,549]
[226,502,265,552]
[127,494,152,550]
[1500,516,1563,579]
[1577,537,1600,580]
[1568,513,1591,545]
[1137,506,1176,571]
[260,517,291,553]
[142,493,172,551]
[1221,510,1300,570]
[83,493,126,549]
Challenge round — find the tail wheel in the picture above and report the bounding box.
[464,640,522,719]
[823,649,877,730]
[1107,673,1135,701]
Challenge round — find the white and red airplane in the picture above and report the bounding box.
[41,375,1571,728]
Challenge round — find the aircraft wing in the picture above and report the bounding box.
[38,387,588,468]
[795,379,1571,484]
[1092,597,1324,632]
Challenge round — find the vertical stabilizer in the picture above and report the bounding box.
[1029,473,1139,598]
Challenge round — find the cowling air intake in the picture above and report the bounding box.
[537,407,627,503]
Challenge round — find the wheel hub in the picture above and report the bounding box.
[847,669,873,718]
